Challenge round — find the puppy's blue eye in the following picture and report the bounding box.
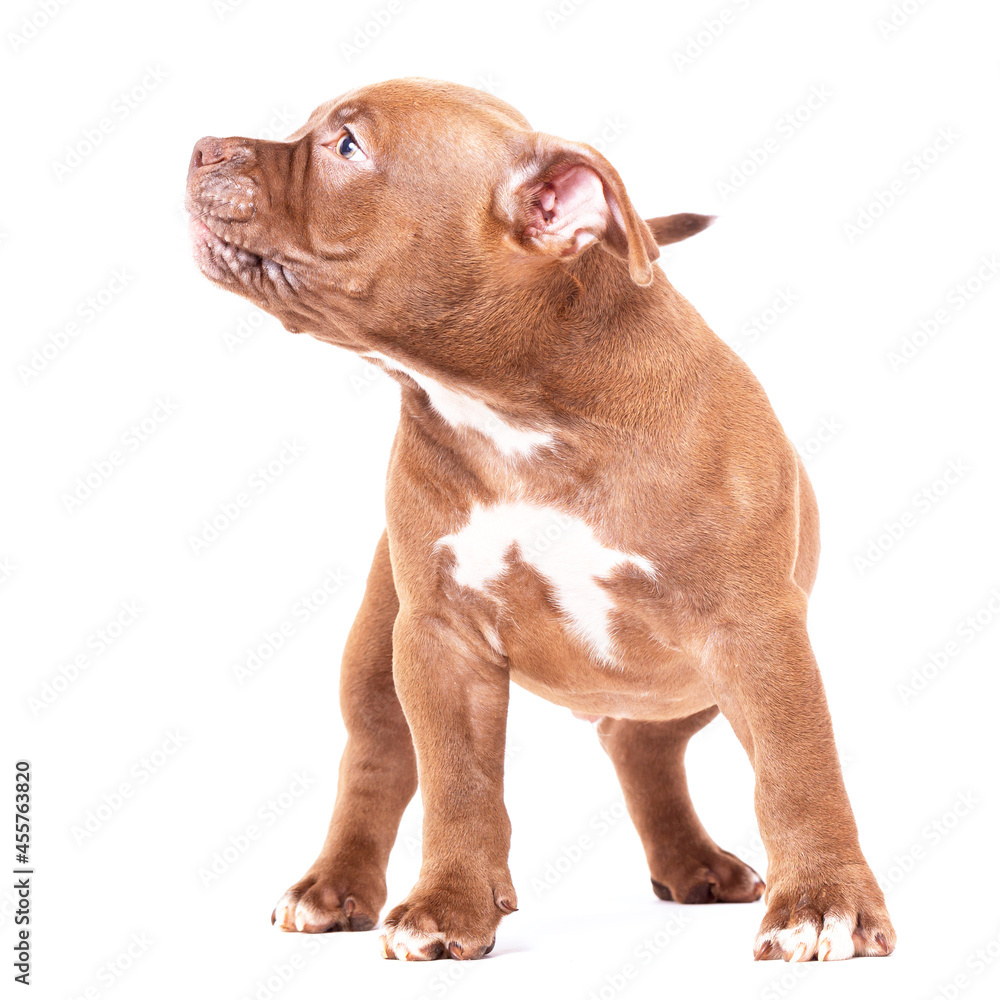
[335,129,367,161]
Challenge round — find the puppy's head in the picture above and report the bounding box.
[185,78,701,350]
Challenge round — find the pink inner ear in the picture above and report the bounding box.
[532,164,609,255]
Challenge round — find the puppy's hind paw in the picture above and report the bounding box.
[272,871,380,933]
[650,846,764,904]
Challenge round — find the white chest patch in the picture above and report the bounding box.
[438,502,656,664]
[364,352,552,457]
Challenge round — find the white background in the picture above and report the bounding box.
[3,0,999,998]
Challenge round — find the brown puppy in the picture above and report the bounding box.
[185,78,895,964]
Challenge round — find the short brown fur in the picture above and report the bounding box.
[185,78,894,964]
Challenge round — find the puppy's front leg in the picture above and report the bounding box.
[380,612,517,961]
[273,531,416,933]
[704,592,896,962]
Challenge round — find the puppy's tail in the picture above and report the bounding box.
[644,212,715,246]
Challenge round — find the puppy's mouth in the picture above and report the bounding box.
[187,210,299,295]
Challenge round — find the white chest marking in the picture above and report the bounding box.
[364,352,552,457]
[438,502,655,664]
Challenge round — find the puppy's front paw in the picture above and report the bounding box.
[272,867,383,933]
[753,864,895,962]
[379,874,516,961]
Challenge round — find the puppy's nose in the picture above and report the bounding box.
[189,136,256,180]
[192,136,232,169]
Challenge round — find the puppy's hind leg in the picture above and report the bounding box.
[273,530,418,933]
[597,709,764,905]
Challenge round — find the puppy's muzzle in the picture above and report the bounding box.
[187,136,257,223]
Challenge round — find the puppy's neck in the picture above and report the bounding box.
[358,253,709,471]
[366,252,696,421]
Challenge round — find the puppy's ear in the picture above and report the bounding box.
[645,213,716,246]
[496,135,659,286]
